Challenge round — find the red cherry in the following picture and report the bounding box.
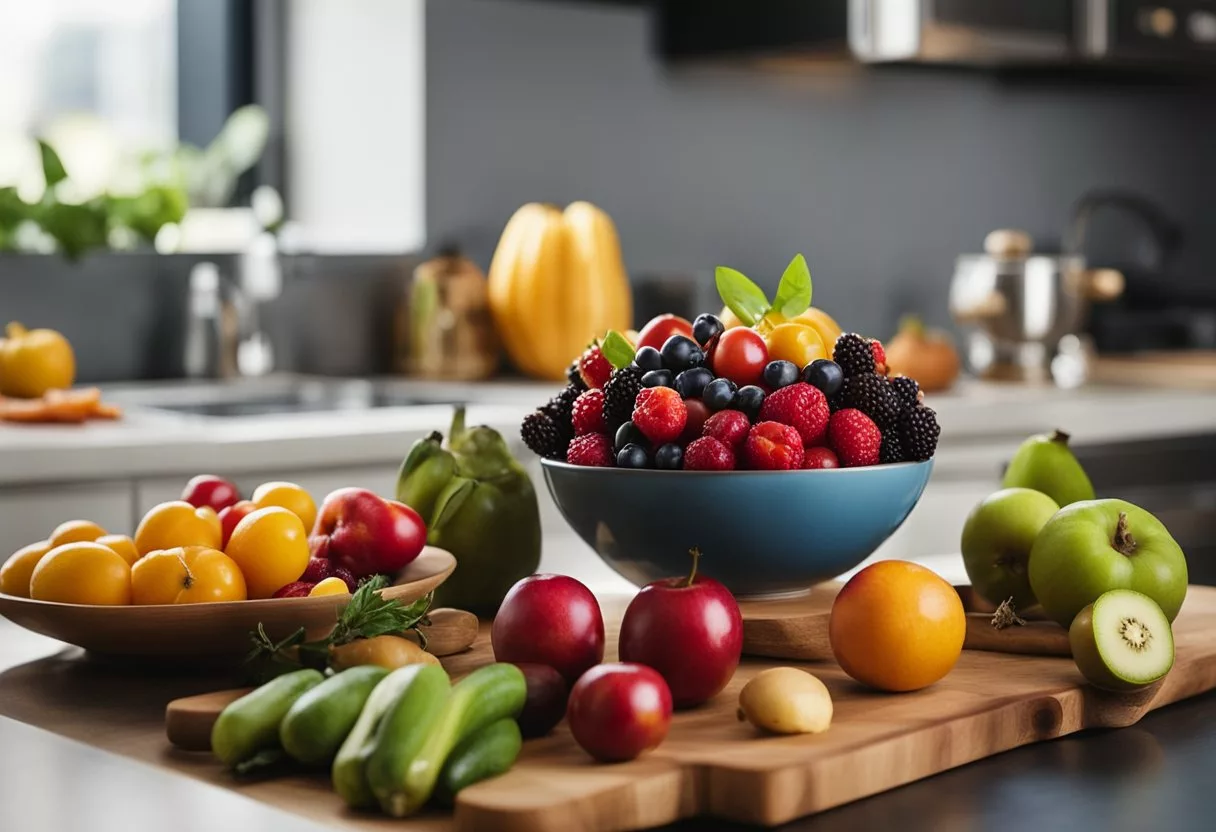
[636,314,693,352]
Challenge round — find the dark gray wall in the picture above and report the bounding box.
[426,0,1216,338]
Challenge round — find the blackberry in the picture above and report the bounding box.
[602,365,645,432]
[841,373,902,429]
[540,384,580,435]
[833,333,875,377]
[566,360,588,393]
[890,376,921,414]
[899,405,940,461]
[521,411,566,460]
[879,432,905,464]
[828,392,845,413]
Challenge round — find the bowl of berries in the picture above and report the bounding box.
[520,256,941,598]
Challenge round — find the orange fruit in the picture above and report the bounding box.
[29,542,132,605]
[0,322,75,398]
[764,322,827,368]
[96,534,140,566]
[134,501,222,555]
[0,540,53,597]
[252,481,317,532]
[308,576,350,597]
[829,560,965,692]
[48,519,107,548]
[225,506,310,599]
[131,546,247,605]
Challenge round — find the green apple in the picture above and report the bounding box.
[960,488,1060,609]
[1002,429,1095,507]
[1028,499,1188,627]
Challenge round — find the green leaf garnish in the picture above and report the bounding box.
[38,140,68,188]
[715,266,770,328]
[773,254,812,319]
[600,330,637,369]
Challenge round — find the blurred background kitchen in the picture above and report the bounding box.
[3,0,1216,586]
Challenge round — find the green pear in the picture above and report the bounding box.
[1028,499,1188,627]
[1002,429,1095,507]
[960,488,1060,609]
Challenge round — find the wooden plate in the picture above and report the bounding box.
[0,546,455,662]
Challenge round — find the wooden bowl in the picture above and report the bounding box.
[0,547,455,662]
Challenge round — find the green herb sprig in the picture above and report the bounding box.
[716,253,813,327]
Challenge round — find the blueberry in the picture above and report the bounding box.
[692,313,725,347]
[642,369,673,388]
[763,360,800,390]
[733,385,766,420]
[615,421,649,452]
[654,443,684,470]
[660,335,704,372]
[674,366,714,399]
[702,377,738,411]
[616,443,651,469]
[633,345,663,372]
[803,359,844,396]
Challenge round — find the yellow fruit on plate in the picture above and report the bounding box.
[225,506,310,599]
[309,576,350,597]
[131,546,247,605]
[0,322,75,398]
[48,519,107,548]
[720,306,842,354]
[30,542,132,605]
[764,322,827,368]
[134,501,222,555]
[252,481,318,532]
[0,540,53,597]
[96,534,140,566]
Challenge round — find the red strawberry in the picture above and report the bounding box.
[758,382,829,447]
[802,446,840,470]
[684,436,735,471]
[870,340,888,376]
[702,410,750,448]
[744,421,804,470]
[272,581,315,598]
[566,433,614,467]
[632,387,687,445]
[578,343,613,389]
[829,409,882,467]
[572,389,607,435]
[681,398,711,443]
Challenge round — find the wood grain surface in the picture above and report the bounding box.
[2,587,1215,831]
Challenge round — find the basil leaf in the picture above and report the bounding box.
[715,267,770,328]
[38,140,67,188]
[773,254,812,319]
[600,330,636,369]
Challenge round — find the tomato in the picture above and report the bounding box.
[134,501,222,555]
[218,500,258,548]
[764,323,827,369]
[635,315,693,352]
[710,328,768,387]
[131,546,247,604]
[225,506,310,599]
[252,481,318,532]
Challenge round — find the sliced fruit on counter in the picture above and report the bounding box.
[1068,589,1175,692]
[1002,429,1095,507]
[737,667,833,735]
[0,386,121,423]
[960,487,1060,610]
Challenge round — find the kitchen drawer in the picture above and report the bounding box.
[0,482,135,560]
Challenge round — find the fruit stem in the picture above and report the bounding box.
[177,552,195,589]
[990,598,1027,630]
[1113,512,1137,556]
[1050,429,1070,445]
[686,547,702,588]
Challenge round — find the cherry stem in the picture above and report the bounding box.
[1050,429,1070,444]
[1113,512,1137,556]
[686,548,701,588]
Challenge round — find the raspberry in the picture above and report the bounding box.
[572,389,607,435]
[702,410,750,448]
[602,366,644,431]
[828,409,882,468]
[566,433,614,467]
[521,411,566,460]
[578,343,613,389]
[684,436,735,471]
[870,340,888,375]
[632,386,687,445]
[744,421,804,470]
[757,382,829,447]
[899,405,940,462]
[802,446,840,469]
[833,333,875,377]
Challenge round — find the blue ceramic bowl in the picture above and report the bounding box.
[541,459,933,598]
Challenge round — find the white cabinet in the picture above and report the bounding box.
[0,482,135,557]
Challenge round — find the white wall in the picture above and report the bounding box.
[287,0,425,253]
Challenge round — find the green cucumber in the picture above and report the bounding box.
[280,666,388,766]
[435,718,523,806]
[365,663,452,814]
[389,662,527,816]
[211,669,324,768]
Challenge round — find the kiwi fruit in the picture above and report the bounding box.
[1068,589,1174,692]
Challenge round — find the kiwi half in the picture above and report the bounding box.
[1068,589,1175,692]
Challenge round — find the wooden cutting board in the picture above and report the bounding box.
[4,587,1216,831]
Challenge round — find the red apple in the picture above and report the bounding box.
[514,662,569,738]
[618,548,742,708]
[218,500,257,548]
[311,488,426,578]
[492,574,604,684]
[567,663,672,762]
[182,475,241,512]
[636,314,693,352]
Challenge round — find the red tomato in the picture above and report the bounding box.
[710,328,768,387]
[636,315,693,352]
